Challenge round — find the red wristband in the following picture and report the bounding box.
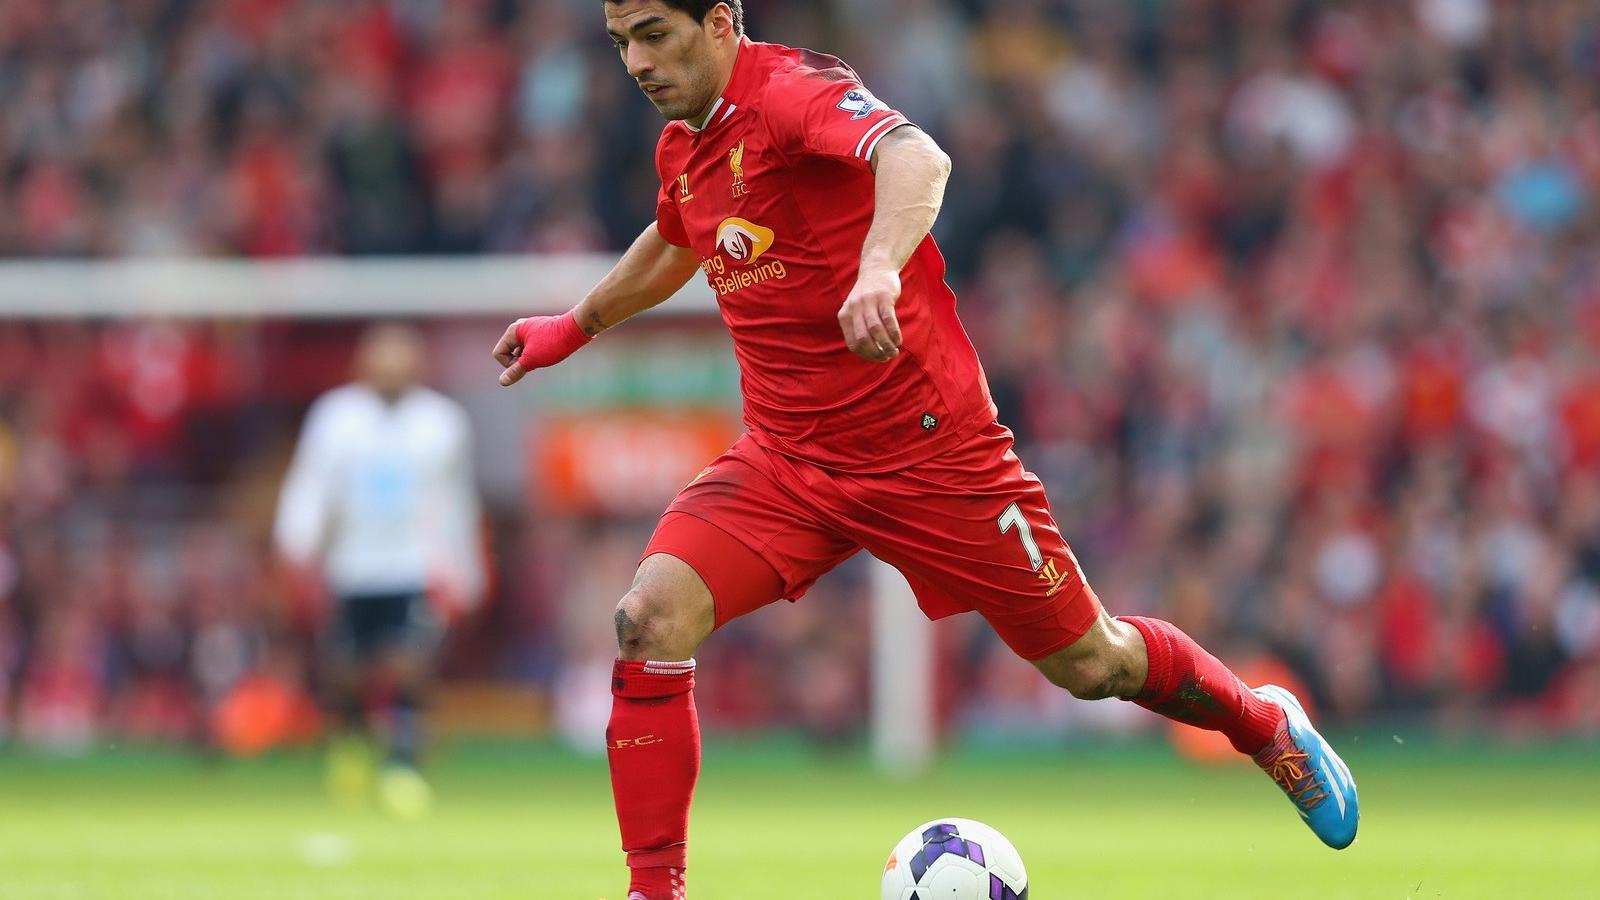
[516,310,593,371]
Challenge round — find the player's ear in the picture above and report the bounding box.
[707,3,736,40]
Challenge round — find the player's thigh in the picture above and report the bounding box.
[638,515,777,638]
[851,423,1102,661]
[643,436,858,630]
[323,593,413,664]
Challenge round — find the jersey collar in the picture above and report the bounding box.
[683,36,756,134]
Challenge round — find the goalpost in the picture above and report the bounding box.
[0,255,937,773]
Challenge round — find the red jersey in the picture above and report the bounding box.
[654,38,996,473]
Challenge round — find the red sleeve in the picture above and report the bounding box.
[765,74,913,166]
[655,175,691,248]
[654,139,692,248]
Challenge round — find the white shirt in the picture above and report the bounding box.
[274,384,484,606]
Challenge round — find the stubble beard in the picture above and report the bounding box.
[657,90,711,122]
[652,62,715,123]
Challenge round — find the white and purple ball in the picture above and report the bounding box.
[881,817,1029,900]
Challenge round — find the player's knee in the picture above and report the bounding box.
[614,591,660,658]
[614,553,717,661]
[1033,620,1143,700]
[613,588,705,661]
[1036,653,1124,700]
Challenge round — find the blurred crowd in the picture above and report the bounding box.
[4,0,1600,750]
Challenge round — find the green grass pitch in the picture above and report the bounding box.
[0,737,1595,899]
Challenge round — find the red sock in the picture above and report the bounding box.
[608,658,698,899]
[1118,616,1284,755]
[625,866,684,900]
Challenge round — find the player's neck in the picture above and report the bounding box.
[688,38,743,129]
[372,384,409,405]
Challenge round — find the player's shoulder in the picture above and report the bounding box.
[753,41,865,104]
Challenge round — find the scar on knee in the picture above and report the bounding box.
[615,607,642,651]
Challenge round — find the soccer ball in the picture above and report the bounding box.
[880,817,1029,900]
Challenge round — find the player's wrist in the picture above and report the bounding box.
[573,303,623,339]
[558,308,597,343]
[516,309,594,371]
[857,253,902,278]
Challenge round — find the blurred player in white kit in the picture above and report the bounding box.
[274,323,483,818]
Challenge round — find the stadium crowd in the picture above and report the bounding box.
[3,0,1600,749]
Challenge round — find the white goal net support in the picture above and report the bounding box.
[0,255,937,774]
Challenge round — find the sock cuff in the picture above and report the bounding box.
[642,659,696,676]
[628,849,689,869]
[613,658,696,700]
[1118,615,1173,701]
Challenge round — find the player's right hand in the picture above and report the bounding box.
[838,267,903,362]
[493,310,593,387]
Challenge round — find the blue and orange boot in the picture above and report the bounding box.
[1251,685,1359,849]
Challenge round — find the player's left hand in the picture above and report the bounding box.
[838,267,903,362]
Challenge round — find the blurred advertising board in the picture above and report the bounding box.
[533,410,740,516]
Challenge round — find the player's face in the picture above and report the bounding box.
[604,1,724,121]
[357,324,425,399]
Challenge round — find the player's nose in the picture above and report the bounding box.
[624,45,654,80]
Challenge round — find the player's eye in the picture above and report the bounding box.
[645,32,665,43]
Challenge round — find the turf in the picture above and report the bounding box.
[0,736,1595,899]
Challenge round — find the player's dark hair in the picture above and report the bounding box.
[684,0,744,34]
[625,0,744,35]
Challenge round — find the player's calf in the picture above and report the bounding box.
[608,657,700,881]
[1115,615,1284,754]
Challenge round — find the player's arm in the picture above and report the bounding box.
[494,222,701,387]
[274,398,338,568]
[433,406,486,619]
[839,126,952,362]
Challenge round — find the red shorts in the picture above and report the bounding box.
[641,421,1102,660]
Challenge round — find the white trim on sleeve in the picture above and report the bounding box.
[863,120,914,163]
[854,114,910,160]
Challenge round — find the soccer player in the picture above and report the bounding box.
[492,2,1359,895]
[277,323,484,819]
